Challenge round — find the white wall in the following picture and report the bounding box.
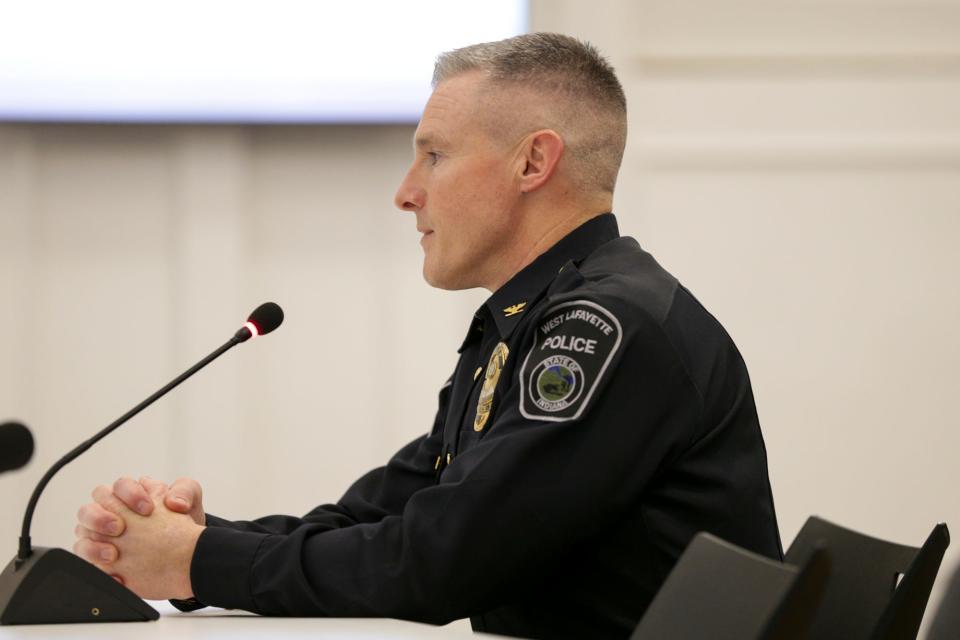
[1,1,958,635]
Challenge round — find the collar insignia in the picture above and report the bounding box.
[503,302,527,317]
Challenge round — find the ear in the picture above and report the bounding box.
[517,129,564,194]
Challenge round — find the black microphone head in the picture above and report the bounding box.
[0,421,34,474]
[248,302,284,337]
[234,302,284,342]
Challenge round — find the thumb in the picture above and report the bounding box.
[164,477,202,516]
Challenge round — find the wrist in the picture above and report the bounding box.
[178,523,205,600]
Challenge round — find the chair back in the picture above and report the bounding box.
[872,524,950,640]
[925,563,960,640]
[785,516,949,640]
[631,532,829,640]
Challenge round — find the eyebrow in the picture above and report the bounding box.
[414,133,448,150]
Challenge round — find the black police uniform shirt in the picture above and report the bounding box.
[183,214,782,639]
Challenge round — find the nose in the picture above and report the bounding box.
[394,166,425,213]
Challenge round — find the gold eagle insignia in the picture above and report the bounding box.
[503,302,527,317]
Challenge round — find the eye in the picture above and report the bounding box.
[426,151,441,166]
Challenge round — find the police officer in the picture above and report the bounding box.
[74,33,781,639]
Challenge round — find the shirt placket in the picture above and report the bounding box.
[437,315,487,476]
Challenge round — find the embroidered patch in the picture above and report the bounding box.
[532,355,582,411]
[519,300,622,422]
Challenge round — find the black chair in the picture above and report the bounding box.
[785,516,950,640]
[631,532,830,640]
[925,563,960,640]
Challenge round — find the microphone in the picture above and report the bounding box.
[0,302,283,625]
[235,301,284,342]
[0,423,33,474]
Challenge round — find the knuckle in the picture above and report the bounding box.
[73,539,91,559]
[113,476,134,495]
[79,503,104,527]
[143,476,169,495]
[98,530,115,543]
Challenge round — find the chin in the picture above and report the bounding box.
[422,270,456,291]
[422,262,474,291]
[421,262,445,289]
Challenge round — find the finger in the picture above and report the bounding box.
[139,475,168,500]
[75,523,113,543]
[112,476,153,516]
[92,483,138,519]
[77,501,125,537]
[165,477,202,515]
[73,537,119,565]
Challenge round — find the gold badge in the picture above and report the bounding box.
[503,302,526,317]
[474,342,509,432]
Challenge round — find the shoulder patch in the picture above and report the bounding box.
[519,300,622,422]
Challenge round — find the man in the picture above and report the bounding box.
[74,33,781,639]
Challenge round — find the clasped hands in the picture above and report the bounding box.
[73,476,207,601]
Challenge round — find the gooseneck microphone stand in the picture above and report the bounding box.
[16,332,247,568]
[0,302,282,625]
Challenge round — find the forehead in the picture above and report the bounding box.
[414,72,487,146]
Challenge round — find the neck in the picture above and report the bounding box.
[483,198,612,292]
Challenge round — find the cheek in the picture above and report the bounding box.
[452,163,512,211]
[429,156,515,237]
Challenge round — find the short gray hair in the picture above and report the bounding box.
[433,33,627,193]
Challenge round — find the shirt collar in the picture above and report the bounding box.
[480,212,620,342]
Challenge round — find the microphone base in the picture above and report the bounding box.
[0,547,159,625]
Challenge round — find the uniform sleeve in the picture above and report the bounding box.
[201,427,445,536]
[188,299,703,623]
